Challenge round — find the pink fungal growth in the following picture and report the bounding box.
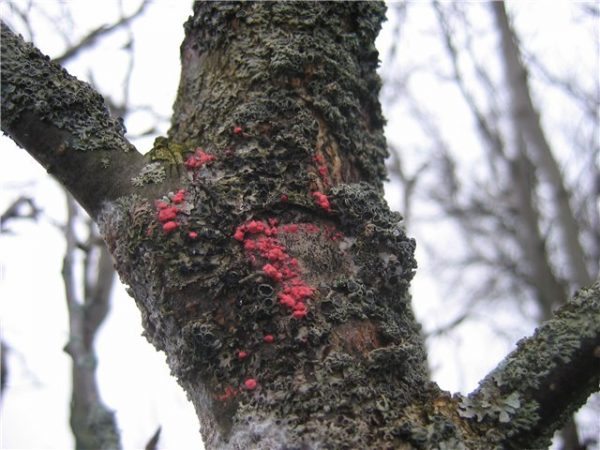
[313,153,331,187]
[244,378,258,390]
[162,221,178,233]
[237,350,249,360]
[312,191,331,212]
[278,294,296,308]
[233,126,243,135]
[263,263,283,281]
[281,224,298,233]
[304,223,320,234]
[184,148,216,170]
[233,219,324,320]
[266,247,286,262]
[216,386,237,402]
[313,154,325,165]
[233,227,245,241]
[153,190,191,235]
[157,206,178,222]
[263,334,274,344]
[293,309,307,319]
[172,189,186,204]
[246,220,266,234]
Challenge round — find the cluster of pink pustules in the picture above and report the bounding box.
[234,219,317,320]
[151,128,338,394]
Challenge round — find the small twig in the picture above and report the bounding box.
[53,0,151,66]
[0,196,41,232]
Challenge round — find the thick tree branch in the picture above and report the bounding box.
[1,23,145,218]
[462,281,600,449]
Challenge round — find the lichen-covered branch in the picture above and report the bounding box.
[0,23,145,218]
[96,3,436,448]
[459,282,600,449]
[93,3,600,448]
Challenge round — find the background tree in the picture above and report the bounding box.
[1,1,598,449]
[0,1,174,448]
[381,2,599,448]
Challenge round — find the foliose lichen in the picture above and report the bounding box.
[171,1,388,189]
[1,25,132,154]
[131,162,167,187]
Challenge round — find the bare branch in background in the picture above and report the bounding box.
[383,2,599,446]
[3,0,34,41]
[0,341,8,400]
[525,51,599,122]
[53,0,151,66]
[387,143,430,228]
[63,193,120,450]
[579,3,600,18]
[492,1,592,291]
[0,196,41,233]
[1,1,161,447]
[144,427,161,450]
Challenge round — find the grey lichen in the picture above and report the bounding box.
[463,282,600,449]
[458,391,522,423]
[98,165,439,449]
[1,24,133,154]
[131,162,167,187]
[171,1,388,189]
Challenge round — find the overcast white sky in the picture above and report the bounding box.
[0,1,598,449]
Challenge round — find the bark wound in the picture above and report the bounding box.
[330,321,381,357]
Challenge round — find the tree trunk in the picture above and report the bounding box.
[1,3,598,449]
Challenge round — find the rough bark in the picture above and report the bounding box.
[2,3,598,449]
[467,282,600,450]
[0,22,146,218]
